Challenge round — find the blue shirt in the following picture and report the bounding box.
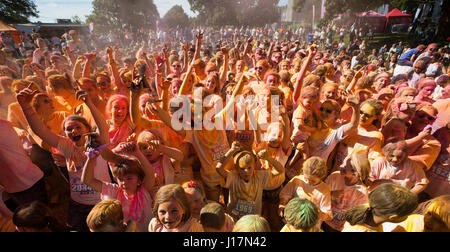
[399,49,419,61]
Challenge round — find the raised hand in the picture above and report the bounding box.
[76,89,93,106]
[16,84,38,106]
[230,141,242,153]
[221,46,228,56]
[84,52,97,61]
[106,46,113,56]
[346,94,360,108]
[257,149,270,161]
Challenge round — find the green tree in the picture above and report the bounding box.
[71,15,82,24]
[188,0,238,27]
[162,5,190,29]
[86,0,159,34]
[188,0,280,27]
[0,0,38,24]
[236,0,281,26]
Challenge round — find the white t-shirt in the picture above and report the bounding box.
[0,119,44,193]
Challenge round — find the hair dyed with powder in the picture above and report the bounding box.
[200,202,226,230]
[302,157,327,180]
[232,215,271,232]
[86,200,124,232]
[344,183,418,225]
[284,198,319,231]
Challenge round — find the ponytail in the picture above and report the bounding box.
[345,204,372,225]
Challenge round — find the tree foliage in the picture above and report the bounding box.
[162,5,190,29]
[0,0,38,24]
[86,0,159,34]
[188,0,280,27]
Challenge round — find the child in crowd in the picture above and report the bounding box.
[86,199,138,232]
[148,184,203,232]
[280,198,320,232]
[216,142,285,221]
[200,202,235,232]
[279,157,332,226]
[232,215,271,232]
[81,141,155,232]
[343,183,418,232]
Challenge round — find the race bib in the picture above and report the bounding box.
[232,199,256,217]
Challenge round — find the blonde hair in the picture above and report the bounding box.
[86,200,124,232]
[232,215,270,232]
[425,195,450,231]
[302,157,327,180]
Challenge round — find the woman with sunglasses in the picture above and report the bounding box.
[406,104,441,171]
[333,99,384,173]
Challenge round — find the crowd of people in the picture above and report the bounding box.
[0,23,449,233]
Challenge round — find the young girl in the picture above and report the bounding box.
[106,95,135,148]
[182,181,207,220]
[369,139,429,195]
[280,198,320,232]
[148,184,203,232]
[216,142,285,221]
[17,88,111,232]
[279,157,332,225]
[136,130,184,196]
[342,183,418,232]
[81,140,155,232]
[324,152,370,232]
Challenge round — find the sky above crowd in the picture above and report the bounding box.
[31,0,290,23]
[31,0,196,23]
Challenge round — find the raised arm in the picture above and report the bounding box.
[219,46,229,89]
[345,68,364,93]
[106,47,123,91]
[258,149,284,176]
[76,90,109,145]
[72,56,85,80]
[147,102,186,138]
[293,45,316,102]
[82,52,96,78]
[81,150,103,193]
[178,61,195,96]
[194,31,203,61]
[17,87,60,147]
[216,142,241,179]
[341,96,360,135]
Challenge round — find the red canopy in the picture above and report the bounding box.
[386,8,412,18]
[385,8,411,31]
[356,10,387,33]
[0,21,22,44]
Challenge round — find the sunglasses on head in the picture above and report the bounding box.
[320,107,333,114]
[417,111,436,121]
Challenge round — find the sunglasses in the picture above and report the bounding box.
[320,107,334,114]
[255,66,263,71]
[417,112,436,121]
[344,75,354,78]
[172,64,182,68]
[360,110,375,118]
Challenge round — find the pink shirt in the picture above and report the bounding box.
[57,136,110,205]
[370,157,429,190]
[0,119,44,193]
[102,182,153,232]
[325,172,369,231]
